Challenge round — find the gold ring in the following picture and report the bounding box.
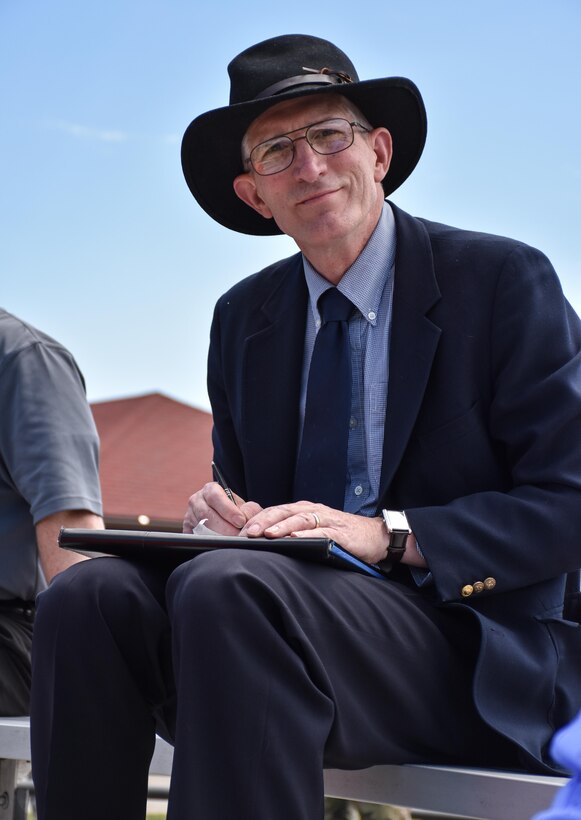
[312,512,321,528]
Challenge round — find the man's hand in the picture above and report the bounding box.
[183,482,262,535]
[240,502,387,564]
[240,501,425,567]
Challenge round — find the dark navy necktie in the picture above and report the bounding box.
[293,287,354,509]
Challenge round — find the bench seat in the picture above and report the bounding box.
[0,717,568,820]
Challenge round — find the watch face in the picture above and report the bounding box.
[385,510,409,532]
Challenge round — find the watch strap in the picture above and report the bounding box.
[379,509,411,572]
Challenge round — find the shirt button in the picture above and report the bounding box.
[315,319,321,329]
[349,416,358,429]
[354,485,363,496]
[368,311,376,321]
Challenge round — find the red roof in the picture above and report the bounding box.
[91,392,214,529]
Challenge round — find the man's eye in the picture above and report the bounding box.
[310,127,344,146]
[316,127,342,138]
[260,140,288,158]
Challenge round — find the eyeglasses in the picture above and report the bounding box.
[247,118,371,176]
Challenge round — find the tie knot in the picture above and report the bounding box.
[318,288,354,324]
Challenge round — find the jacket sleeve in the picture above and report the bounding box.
[406,242,581,602]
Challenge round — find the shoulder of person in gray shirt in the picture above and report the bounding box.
[0,308,102,600]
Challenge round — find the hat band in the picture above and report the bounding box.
[254,71,351,100]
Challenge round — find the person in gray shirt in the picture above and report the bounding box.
[0,308,103,715]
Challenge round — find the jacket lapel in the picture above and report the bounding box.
[378,204,442,504]
[241,255,308,505]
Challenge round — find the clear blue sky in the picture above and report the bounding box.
[1,0,579,411]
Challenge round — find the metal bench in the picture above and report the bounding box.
[0,716,567,819]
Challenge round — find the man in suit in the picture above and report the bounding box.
[31,34,581,820]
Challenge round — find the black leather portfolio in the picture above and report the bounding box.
[59,528,388,580]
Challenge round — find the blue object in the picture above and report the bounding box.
[293,287,354,508]
[533,711,581,818]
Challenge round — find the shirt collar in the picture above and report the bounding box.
[302,201,396,327]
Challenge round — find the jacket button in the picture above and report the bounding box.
[484,577,496,590]
[473,581,485,593]
[461,584,474,597]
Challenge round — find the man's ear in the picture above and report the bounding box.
[371,128,393,184]
[233,173,274,219]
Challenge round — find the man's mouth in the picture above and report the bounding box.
[297,188,340,206]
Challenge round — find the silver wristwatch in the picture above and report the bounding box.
[380,509,411,571]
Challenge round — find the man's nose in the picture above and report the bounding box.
[291,137,327,180]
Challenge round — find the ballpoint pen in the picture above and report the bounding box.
[211,461,238,506]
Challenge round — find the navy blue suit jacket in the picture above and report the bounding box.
[207,202,581,771]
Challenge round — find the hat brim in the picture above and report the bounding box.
[181,77,427,236]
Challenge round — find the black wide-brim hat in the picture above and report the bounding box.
[181,34,427,236]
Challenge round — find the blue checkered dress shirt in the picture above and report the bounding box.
[300,201,396,516]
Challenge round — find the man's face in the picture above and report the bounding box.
[233,96,392,265]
